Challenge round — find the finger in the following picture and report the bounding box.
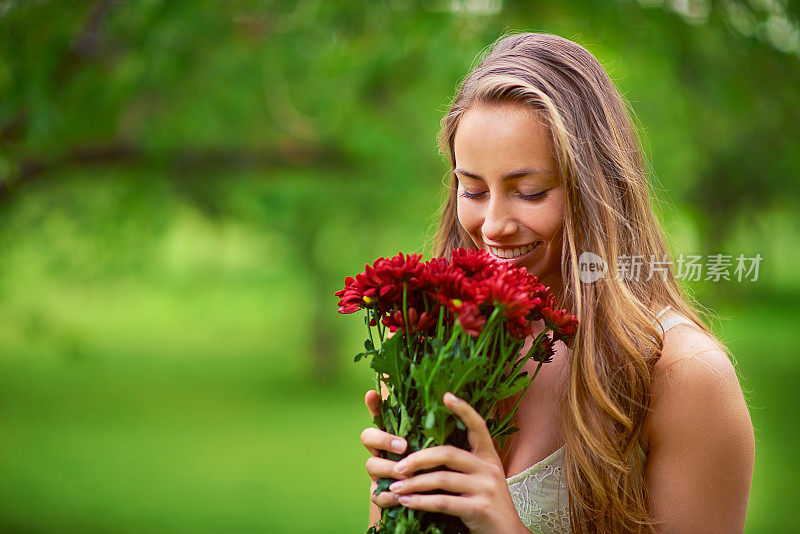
[361,427,407,457]
[443,392,496,458]
[370,481,401,509]
[366,456,409,481]
[388,470,476,496]
[365,389,381,418]
[394,445,477,476]
[397,492,473,517]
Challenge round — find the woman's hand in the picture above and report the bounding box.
[389,392,527,534]
[361,389,409,510]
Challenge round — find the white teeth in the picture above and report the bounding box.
[488,243,536,259]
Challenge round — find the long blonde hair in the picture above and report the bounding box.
[429,32,719,533]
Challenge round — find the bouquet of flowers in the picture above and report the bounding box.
[335,248,577,534]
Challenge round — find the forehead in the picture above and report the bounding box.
[453,103,555,173]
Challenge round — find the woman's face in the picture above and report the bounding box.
[454,103,565,294]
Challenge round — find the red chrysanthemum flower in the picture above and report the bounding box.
[334,275,372,314]
[334,269,393,314]
[507,317,536,339]
[423,257,477,315]
[455,301,487,337]
[527,284,554,322]
[479,269,534,322]
[450,247,499,280]
[377,252,425,284]
[541,307,579,345]
[334,252,426,314]
[376,252,430,309]
[381,306,438,334]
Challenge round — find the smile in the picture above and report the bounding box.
[487,242,540,260]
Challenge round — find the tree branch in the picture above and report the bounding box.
[0,142,346,202]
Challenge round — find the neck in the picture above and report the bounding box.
[542,274,566,309]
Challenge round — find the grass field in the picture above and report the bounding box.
[0,277,796,533]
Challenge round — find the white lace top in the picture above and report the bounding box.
[506,305,695,533]
[507,444,570,533]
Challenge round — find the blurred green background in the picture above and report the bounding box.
[1,1,799,532]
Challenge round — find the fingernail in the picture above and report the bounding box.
[391,439,406,452]
[444,392,457,403]
[389,481,403,492]
[395,459,408,474]
[398,495,411,505]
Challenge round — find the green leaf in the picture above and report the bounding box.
[384,404,399,435]
[421,404,455,445]
[496,433,512,452]
[495,425,520,438]
[398,403,412,438]
[407,433,422,452]
[370,332,409,392]
[423,409,436,430]
[373,477,394,496]
[409,361,428,387]
[384,451,402,462]
[353,349,376,362]
[495,373,532,399]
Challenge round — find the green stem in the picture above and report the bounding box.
[530,359,545,381]
[443,322,461,352]
[451,358,480,395]
[474,307,501,355]
[491,387,528,437]
[492,360,545,437]
[401,282,413,357]
[476,322,510,400]
[425,349,444,395]
[366,309,376,349]
[424,326,460,404]
[374,308,385,344]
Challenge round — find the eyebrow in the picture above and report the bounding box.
[453,168,556,181]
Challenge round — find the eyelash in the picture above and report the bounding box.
[459,190,548,201]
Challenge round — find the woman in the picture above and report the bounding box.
[360,32,754,533]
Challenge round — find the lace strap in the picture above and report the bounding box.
[655,305,671,320]
[660,314,696,333]
[654,304,697,334]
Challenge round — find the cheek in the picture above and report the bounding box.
[532,194,565,240]
[456,200,480,234]
[535,207,563,240]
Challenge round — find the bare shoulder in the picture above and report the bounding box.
[643,321,755,532]
[645,321,751,446]
[653,323,737,397]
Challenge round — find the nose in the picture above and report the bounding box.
[481,195,519,242]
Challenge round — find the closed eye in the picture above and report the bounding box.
[459,190,548,201]
[518,190,548,201]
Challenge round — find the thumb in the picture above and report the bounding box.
[365,389,381,418]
